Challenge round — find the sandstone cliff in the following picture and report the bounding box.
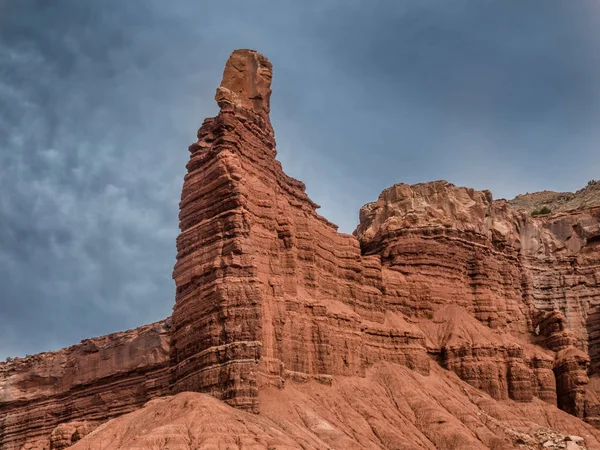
[354,180,600,418]
[170,48,429,413]
[0,321,170,449]
[1,49,600,450]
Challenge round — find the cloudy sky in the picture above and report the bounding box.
[1,0,599,360]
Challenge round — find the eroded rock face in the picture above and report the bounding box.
[170,49,600,422]
[355,181,528,331]
[354,180,600,421]
[535,310,591,415]
[170,49,429,411]
[0,321,170,450]
[355,181,600,334]
[215,48,273,115]
[2,49,600,448]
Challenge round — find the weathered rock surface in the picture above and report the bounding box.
[0,320,170,449]
[71,364,600,450]
[1,49,600,449]
[354,180,600,422]
[170,48,429,413]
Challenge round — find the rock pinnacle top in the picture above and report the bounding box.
[215,49,273,115]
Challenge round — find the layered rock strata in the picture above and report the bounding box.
[418,305,557,404]
[171,49,600,419]
[0,320,170,450]
[355,181,600,420]
[1,49,600,449]
[170,49,429,412]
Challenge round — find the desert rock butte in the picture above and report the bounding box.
[2,49,600,450]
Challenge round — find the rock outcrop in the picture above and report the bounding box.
[170,48,429,412]
[1,49,600,449]
[0,320,170,449]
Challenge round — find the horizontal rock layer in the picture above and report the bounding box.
[355,180,600,422]
[0,320,171,450]
[170,49,600,428]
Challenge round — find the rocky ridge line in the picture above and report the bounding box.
[509,180,600,214]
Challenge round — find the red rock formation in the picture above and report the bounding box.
[555,346,591,417]
[509,180,600,214]
[354,181,600,421]
[2,49,600,449]
[418,305,556,404]
[169,48,600,425]
[0,320,170,450]
[170,49,429,412]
